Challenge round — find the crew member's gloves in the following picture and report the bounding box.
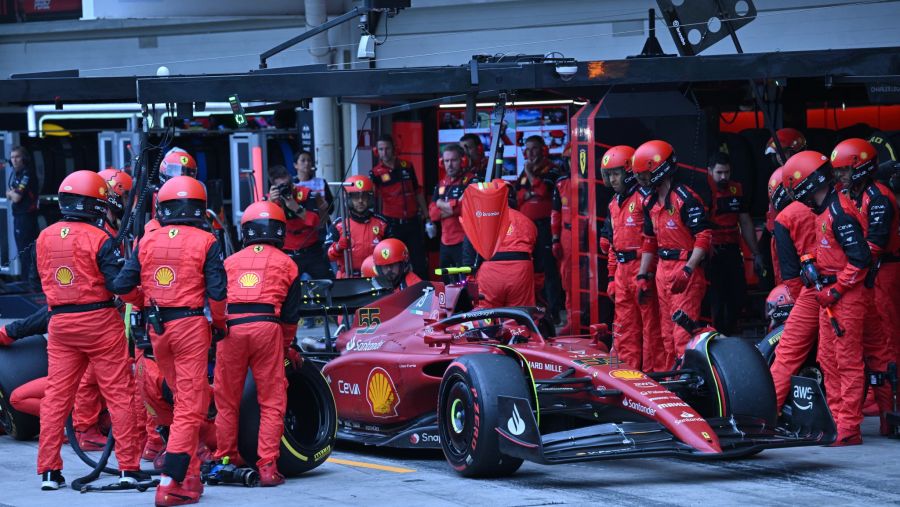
[606,277,616,300]
[285,347,303,369]
[211,326,227,344]
[752,255,766,278]
[551,240,563,261]
[815,286,842,308]
[0,326,13,347]
[670,265,693,295]
[335,235,350,252]
[636,274,651,305]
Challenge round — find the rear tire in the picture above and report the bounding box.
[0,335,48,440]
[438,354,529,477]
[238,359,336,476]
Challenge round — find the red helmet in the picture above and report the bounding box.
[360,255,377,278]
[373,238,409,266]
[766,284,795,327]
[240,201,286,248]
[602,145,636,187]
[631,140,677,186]
[58,170,108,219]
[98,168,133,217]
[782,151,831,203]
[344,175,374,219]
[344,175,374,193]
[765,128,807,158]
[157,176,207,226]
[767,167,790,212]
[830,138,877,183]
[159,147,197,183]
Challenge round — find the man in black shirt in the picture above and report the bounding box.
[5,146,40,284]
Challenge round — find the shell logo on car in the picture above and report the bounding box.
[55,266,74,286]
[367,367,400,418]
[239,272,260,288]
[155,266,175,287]
[609,369,646,380]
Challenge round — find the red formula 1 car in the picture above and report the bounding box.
[310,279,836,477]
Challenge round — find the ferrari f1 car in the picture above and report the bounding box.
[311,278,837,477]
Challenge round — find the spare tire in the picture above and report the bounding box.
[238,359,336,476]
[0,335,48,440]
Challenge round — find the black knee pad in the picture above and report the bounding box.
[164,452,191,483]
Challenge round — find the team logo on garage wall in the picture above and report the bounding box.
[55,266,74,286]
[238,272,260,288]
[154,266,176,287]
[578,148,588,176]
[609,369,646,380]
[367,367,400,418]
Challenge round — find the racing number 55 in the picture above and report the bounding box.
[357,308,381,334]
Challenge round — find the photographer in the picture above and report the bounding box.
[5,146,40,284]
[267,165,333,280]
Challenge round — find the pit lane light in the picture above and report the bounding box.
[228,94,248,128]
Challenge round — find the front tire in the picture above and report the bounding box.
[238,359,337,476]
[437,354,530,478]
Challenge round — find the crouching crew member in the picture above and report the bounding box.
[113,176,227,505]
[328,175,387,278]
[601,146,664,372]
[35,171,143,490]
[214,201,303,486]
[633,141,711,368]
[373,238,421,292]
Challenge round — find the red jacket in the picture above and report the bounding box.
[37,221,120,308]
[814,188,871,290]
[851,181,900,259]
[371,159,420,220]
[429,172,476,246]
[602,185,646,278]
[283,210,320,251]
[550,175,572,238]
[493,209,537,256]
[641,184,712,259]
[710,181,748,245]
[327,214,388,277]
[773,201,817,296]
[515,159,558,222]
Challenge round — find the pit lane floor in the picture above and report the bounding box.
[0,418,897,507]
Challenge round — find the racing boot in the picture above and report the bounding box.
[120,470,152,485]
[155,475,200,506]
[76,425,108,451]
[40,470,65,491]
[258,461,285,487]
[142,432,166,461]
[829,431,863,447]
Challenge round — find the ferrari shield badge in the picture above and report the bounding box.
[367,367,400,418]
[60,227,70,239]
